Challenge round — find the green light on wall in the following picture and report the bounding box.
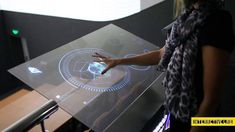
[11,29,20,36]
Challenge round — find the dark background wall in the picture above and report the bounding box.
[2,0,234,59]
[0,11,11,93]
[0,11,24,95]
[2,1,173,59]
[0,0,173,93]
[221,1,235,132]
[225,0,235,32]
[0,10,21,94]
[225,0,235,65]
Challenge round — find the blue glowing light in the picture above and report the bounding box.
[88,62,110,76]
[88,62,105,75]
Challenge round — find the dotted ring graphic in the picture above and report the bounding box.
[59,48,130,92]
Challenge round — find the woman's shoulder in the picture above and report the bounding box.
[199,9,234,53]
[205,9,232,25]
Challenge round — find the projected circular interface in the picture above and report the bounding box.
[59,48,130,92]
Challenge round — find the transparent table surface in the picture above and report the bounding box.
[9,24,161,132]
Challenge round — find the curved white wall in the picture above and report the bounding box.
[0,0,164,21]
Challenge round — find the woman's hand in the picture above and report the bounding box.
[92,48,164,74]
[92,52,120,74]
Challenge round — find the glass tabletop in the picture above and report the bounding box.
[9,24,161,132]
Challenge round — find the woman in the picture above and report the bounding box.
[93,0,234,131]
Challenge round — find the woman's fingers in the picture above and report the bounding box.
[93,59,102,62]
[92,53,112,64]
[91,52,114,74]
[93,57,108,63]
[92,53,106,58]
[92,54,103,58]
[92,55,105,59]
[101,62,115,74]
[101,65,111,74]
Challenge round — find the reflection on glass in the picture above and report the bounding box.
[56,95,61,99]
[28,67,42,74]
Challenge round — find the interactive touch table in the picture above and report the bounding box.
[9,24,164,132]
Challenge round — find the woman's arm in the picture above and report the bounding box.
[92,47,165,74]
[190,45,230,132]
[199,45,229,116]
[115,47,165,66]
